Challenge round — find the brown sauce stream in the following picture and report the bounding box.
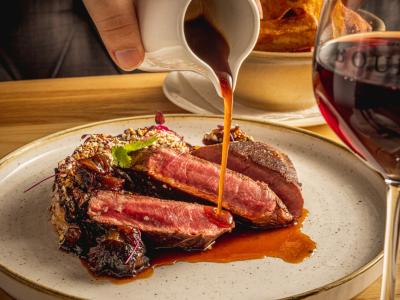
[184,14,233,214]
[87,209,315,284]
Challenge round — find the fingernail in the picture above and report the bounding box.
[114,48,142,71]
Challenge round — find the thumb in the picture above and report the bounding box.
[83,0,144,71]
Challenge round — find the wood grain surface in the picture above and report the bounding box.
[0,74,396,299]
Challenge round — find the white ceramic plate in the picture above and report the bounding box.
[163,72,325,127]
[0,115,385,300]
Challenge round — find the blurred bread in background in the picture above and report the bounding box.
[332,0,372,37]
[256,0,371,52]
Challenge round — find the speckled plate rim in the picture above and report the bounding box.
[0,114,384,300]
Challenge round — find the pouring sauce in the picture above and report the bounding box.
[84,11,317,285]
[184,14,233,214]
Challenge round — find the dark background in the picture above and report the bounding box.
[0,0,125,81]
[347,0,400,29]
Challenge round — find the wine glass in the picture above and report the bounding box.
[312,0,400,299]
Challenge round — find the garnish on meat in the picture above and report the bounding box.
[111,136,158,168]
[86,228,149,278]
[50,113,304,278]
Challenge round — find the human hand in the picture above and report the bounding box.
[83,0,263,72]
[83,0,144,71]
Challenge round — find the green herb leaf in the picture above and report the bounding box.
[111,146,132,168]
[112,136,157,168]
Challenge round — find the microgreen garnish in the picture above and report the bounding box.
[111,136,158,168]
[24,174,57,193]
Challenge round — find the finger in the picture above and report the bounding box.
[256,0,264,19]
[83,0,144,71]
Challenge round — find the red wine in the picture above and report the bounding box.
[314,32,400,180]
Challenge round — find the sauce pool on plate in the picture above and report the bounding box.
[87,209,315,284]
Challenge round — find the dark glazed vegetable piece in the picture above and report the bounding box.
[86,229,149,278]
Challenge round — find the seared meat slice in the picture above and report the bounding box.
[88,191,234,250]
[133,148,293,227]
[192,141,304,219]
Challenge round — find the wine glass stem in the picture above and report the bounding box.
[381,179,400,300]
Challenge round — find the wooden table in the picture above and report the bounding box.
[0,73,396,300]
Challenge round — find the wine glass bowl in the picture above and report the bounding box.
[312,1,400,299]
[314,32,400,180]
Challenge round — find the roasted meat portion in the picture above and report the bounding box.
[88,191,234,250]
[133,148,293,227]
[192,141,304,219]
[50,123,192,278]
[50,115,304,279]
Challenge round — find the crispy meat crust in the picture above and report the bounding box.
[192,142,304,219]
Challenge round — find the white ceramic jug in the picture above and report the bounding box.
[136,0,260,97]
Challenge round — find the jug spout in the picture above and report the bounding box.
[136,0,260,98]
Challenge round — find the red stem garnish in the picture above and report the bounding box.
[125,230,142,264]
[24,174,56,193]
